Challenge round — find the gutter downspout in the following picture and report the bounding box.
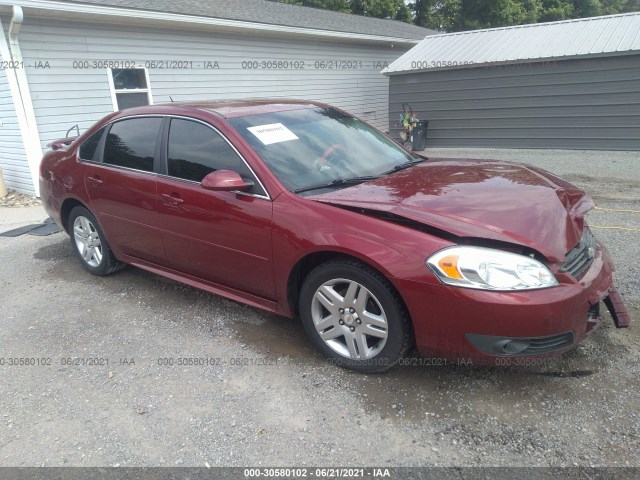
[7,6,43,196]
[0,15,32,194]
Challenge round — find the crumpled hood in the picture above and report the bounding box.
[309,159,594,263]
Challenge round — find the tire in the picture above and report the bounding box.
[68,206,125,276]
[299,259,413,373]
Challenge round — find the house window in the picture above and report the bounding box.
[107,68,153,111]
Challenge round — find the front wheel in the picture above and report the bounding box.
[299,259,413,372]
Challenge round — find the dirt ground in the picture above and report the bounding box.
[0,149,638,469]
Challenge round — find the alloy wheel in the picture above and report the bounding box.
[311,278,388,359]
[73,216,103,268]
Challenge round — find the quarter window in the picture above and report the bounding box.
[167,119,263,194]
[108,68,152,111]
[78,127,106,161]
[103,118,162,172]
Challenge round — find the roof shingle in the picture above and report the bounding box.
[61,0,435,40]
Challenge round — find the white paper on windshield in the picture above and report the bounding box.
[247,123,299,145]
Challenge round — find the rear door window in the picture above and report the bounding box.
[78,127,106,162]
[103,117,162,172]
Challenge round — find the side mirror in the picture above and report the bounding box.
[201,170,254,192]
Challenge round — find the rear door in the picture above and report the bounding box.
[155,117,275,299]
[83,116,165,263]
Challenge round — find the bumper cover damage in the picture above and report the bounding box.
[604,286,631,328]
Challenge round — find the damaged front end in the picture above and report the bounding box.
[559,227,630,329]
[605,287,631,328]
[308,158,630,356]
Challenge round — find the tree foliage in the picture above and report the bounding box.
[414,0,638,31]
[271,0,639,30]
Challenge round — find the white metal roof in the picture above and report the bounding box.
[383,12,640,75]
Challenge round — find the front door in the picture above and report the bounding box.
[156,118,275,300]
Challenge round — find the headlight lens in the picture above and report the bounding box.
[426,246,558,290]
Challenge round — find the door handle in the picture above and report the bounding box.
[161,193,184,206]
[87,176,103,186]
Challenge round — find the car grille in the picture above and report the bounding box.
[560,228,596,279]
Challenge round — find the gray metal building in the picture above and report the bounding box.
[384,13,640,150]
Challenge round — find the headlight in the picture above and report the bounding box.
[426,246,558,291]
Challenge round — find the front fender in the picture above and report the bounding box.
[271,193,453,316]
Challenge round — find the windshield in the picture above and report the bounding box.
[228,107,418,193]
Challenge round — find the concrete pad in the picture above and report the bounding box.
[0,205,48,230]
[421,148,640,183]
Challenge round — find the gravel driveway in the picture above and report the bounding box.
[0,149,638,469]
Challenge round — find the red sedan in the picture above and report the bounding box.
[39,100,630,372]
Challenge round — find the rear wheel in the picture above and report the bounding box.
[299,259,412,372]
[68,206,124,276]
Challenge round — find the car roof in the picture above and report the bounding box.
[118,99,324,119]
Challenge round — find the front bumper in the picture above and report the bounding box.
[396,242,629,365]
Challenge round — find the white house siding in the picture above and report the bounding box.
[17,18,408,151]
[0,65,34,194]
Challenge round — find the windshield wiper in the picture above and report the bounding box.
[384,158,425,175]
[294,175,380,194]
